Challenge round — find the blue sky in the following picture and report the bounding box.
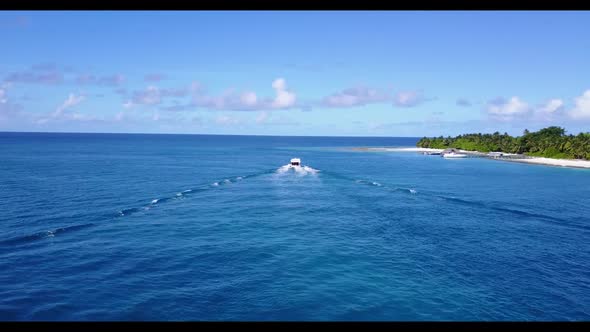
[1,11,589,136]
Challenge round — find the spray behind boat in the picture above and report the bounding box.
[276,158,319,175]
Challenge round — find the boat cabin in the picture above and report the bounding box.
[290,158,301,166]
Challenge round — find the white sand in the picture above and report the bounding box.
[352,146,590,169]
[504,157,590,169]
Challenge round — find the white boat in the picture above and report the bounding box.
[443,152,467,158]
[277,158,318,175]
[289,158,301,167]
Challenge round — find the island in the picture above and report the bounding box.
[416,126,590,169]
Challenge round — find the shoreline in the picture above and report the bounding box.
[351,147,590,169]
[496,156,590,169]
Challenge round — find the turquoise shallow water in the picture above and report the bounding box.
[0,132,589,321]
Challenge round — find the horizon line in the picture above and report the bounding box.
[0,130,423,138]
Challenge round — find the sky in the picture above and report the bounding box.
[1,11,589,137]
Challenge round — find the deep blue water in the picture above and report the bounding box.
[0,132,589,321]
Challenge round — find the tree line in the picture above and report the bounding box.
[416,126,590,160]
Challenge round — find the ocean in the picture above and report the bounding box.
[0,132,588,321]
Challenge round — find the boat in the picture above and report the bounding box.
[279,158,318,175]
[442,152,467,158]
[487,152,504,158]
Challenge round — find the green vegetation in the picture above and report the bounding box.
[417,126,590,160]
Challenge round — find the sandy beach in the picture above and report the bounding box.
[499,157,590,169]
[351,147,590,169]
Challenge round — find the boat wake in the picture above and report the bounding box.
[6,164,584,252]
[353,179,417,194]
[0,169,276,250]
[275,164,320,176]
[324,171,589,232]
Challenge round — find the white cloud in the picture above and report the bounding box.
[394,91,425,107]
[0,88,6,104]
[132,85,161,106]
[127,85,190,108]
[0,86,23,122]
[5,70,63,85]
[486,96,530,121]
[323,94,359,107]
[34,93,88,124]
[187,78,297,111]
[569,90,590,120]
[319,86,431,109]
[270,78,296,109]
[321,87,390,108]
[272,90,296,109]
[271,78,286,91]
[54,93,85,117]
[240,92,258,106]
[0,83,14,104]
[76,74,126,86]
[193,90,233,110]
[538,99,564,114]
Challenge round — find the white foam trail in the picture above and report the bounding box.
[302,166,319,175]
[236,176,243,180]
[276,164,320,176]
[276,165,291,174]
[356,179,380,186]
[410,189,417,194]
[294,166,306,175]
[212,182,219,186]
[151,199,159,204]
[183,189,192,193]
